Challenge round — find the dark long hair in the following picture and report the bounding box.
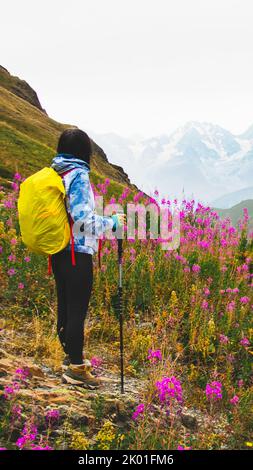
[57,128,92,164]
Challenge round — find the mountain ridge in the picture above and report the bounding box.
[0,66,136,192]
[91,121,253,204]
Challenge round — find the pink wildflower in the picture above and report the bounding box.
[192,264,201,273]
[155,376,183,405]
[91,356,103,368]
[230,395,239,405]
[240,337,250,347]
[202,300,209,310]
[219,334,229,344]
[132,403,145,420]
[206,381,222,400]
[240,296,250,304]
[147,349,162,363]
[7,268,16,276]
[45,409,60,421]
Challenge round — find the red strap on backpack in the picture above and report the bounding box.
[48,169,76,275]
[98,238,102,269]
[48,255,52,275]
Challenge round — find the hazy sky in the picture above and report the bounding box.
[1,0,253,138]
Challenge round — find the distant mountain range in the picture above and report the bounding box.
[91,121,253,208]
[214,199,253,228]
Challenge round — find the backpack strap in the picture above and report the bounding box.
[48,255,52,275]
[47,168,76,275]
[98,238,102,269]
[60,169,76,268]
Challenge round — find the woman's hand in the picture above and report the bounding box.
[112,213,126,230]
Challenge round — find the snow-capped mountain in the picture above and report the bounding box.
[90,121,253,206]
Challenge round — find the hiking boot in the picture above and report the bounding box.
[62,364,101,388]
[62,356,91,371]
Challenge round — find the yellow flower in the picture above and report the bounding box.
[245,442,253,447]
[170,291,178,305]
[95,421,116,450]
[208,318,215,335]
[69,431,90,450]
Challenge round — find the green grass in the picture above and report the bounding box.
[0,75,135,194]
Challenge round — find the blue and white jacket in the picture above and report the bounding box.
[51,154,114,255]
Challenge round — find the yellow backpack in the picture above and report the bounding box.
[18,167,71,256]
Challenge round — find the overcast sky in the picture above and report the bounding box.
[1,0,253,138]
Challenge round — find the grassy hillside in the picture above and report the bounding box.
[214,199,253,228]
[0,66,135,193]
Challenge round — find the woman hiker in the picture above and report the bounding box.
[51,128,125,387]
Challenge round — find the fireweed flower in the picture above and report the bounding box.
[227,301,235,312]
[3,199,15,209]
[18,283,24,289]
[91,356,103,368]
[219,334,229,344]
[240,296,250,304]
[12,404,22,418]
[15,368,30,382]
[203,287,210,296]
[155,376,183,406]
[24,256,31,262]
[45,409,60,421]
[227,354,235,363]
[132,403,145,421]
[7,268,16,276]
[147,349,162,363]
[205,381,222,401]
[192,264,201,273]
[16,422,38,449]
[230,395,239,405]
[201,300,209,310]
[11,182,19,191]
[4,384,19,399]
[240,337,250,347]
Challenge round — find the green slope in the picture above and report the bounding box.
[0,66,135,194]
[214,199,253,227]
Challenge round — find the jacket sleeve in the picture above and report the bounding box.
[68,171,114,238]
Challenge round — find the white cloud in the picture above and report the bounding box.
[1,0,253,137]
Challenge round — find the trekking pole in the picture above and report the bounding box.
[117,237,124,394]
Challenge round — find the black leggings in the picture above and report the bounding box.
[51,250,93,364]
